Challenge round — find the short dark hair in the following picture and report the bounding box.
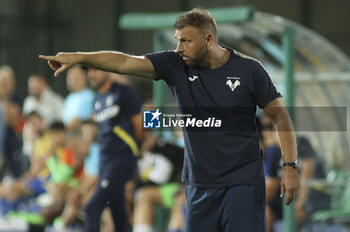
[174,8,217,37]
[48,121,65,131]
[29,74,47,84]
[82,119,98,127]
[26,111,42,119]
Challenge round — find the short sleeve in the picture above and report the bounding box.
[252,61,282,108]
[146,51,182,85]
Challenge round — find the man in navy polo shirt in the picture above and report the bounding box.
[84,68,142,232]
[40,8,299,232]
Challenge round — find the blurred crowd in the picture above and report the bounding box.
[0,64,186,232]
[0,64,329,232]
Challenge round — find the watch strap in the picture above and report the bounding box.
[283,161,298,169]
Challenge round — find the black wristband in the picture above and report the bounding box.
[283,161,299,169]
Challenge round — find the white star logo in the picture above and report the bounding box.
[150,109,162,121]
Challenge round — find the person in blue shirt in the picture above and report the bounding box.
[0,98,23,178]
[62,65,95,131]
[40,8,299,232]
[83,68,142,232]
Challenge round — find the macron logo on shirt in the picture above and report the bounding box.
[188,75,199,82]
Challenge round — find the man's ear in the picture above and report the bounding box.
[205,33,214,48]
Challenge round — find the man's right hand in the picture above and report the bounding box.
[39,52,79,77]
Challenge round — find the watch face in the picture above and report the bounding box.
[295,160,299,167]
[292,160,299,169]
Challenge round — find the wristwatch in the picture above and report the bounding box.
[283,160,299,169]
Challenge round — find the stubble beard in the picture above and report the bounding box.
[89,77,108,92]
[191,47,209,67]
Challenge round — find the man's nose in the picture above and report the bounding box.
[175,42,183,53]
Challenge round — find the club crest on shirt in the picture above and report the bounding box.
[106,95,114,106]
[226,77,240,92]
[95,101,101,110]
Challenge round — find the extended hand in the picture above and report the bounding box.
[280,167,300,205]
[39,52,79,77]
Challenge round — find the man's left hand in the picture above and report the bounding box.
[280,167,300,205]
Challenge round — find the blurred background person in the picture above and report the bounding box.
[44,122,84,202]
[258,115,330,231]
[0,122,86,231]
[0,98,24,179]
[84,68,142,232]
[0,65,25,136]
[0,122,81,210]
[257,116,283,232]
[21,111,46,171]
[167,187,186,232]
[133,133,184,232]
[23,74,63,126]
[26,122,84,228]
[294,136,330,229]
[0,112,50,208]
[0,111,49,216]
[0,65,23,108]
[62,65,95,131]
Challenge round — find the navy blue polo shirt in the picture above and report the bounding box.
[93,82,141,173]
[146,48,281,188]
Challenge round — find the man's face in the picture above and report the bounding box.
[174,26,208,66]
[3,101,21,126]
[66,67,86,92]
[28,76,45,97]
[48,130,66,148]
[0,71,15,98]
[87,68,109,91]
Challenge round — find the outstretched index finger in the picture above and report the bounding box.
[39,55,55,61]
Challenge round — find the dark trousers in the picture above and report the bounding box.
[186,183,266,232]
[84,159,135,232]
